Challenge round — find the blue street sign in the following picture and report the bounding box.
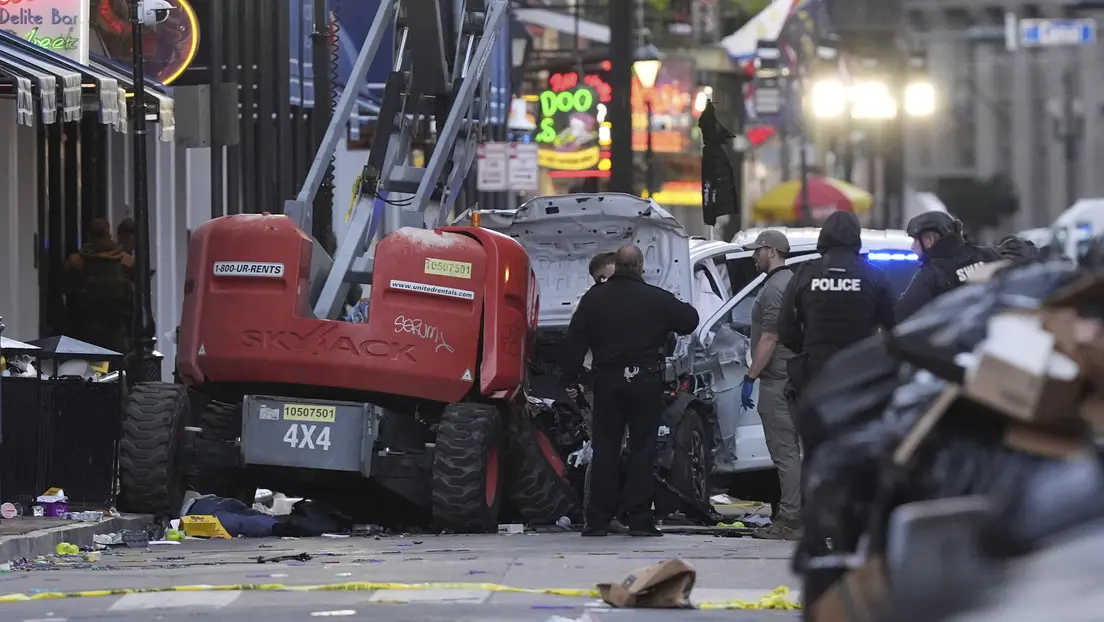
[1019,18,1097,47]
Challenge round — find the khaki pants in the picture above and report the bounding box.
[759,376,802,521]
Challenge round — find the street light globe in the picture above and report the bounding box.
[810,79,847,118]
[633,59,662,90]
[851,81,897,120]
[905,81,936,117]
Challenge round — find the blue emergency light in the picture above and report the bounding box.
[866,252,918,261]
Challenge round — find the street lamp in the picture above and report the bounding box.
[128,0,168,382]
[904,81,936,117]
[633,59,662,196]
[810,78,847,119]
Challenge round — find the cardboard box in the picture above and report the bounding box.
[1003,422,1091,459]
[1079,394,1104,431]
[597,558,696,608]
[1042,308,1104,390]
[809,556,888,622]
[964,313,1083,424]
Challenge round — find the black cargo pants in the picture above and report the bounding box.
[586,365,664,529]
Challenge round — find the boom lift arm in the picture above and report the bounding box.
[282,0,509,321]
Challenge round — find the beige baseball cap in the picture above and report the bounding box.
[742,230,790,253]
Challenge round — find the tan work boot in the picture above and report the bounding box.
[752,517,803,541]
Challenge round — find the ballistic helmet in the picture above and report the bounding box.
[906,211,960,239]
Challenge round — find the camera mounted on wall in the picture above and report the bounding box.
[135,0,175,27]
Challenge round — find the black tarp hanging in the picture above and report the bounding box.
[699,99,739,227]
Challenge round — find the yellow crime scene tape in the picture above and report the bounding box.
[0,581,799,610]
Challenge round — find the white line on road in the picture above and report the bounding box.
[108,591,242,611]
[367,588,492,604]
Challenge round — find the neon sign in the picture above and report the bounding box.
[548,71,611,103]
[0,0,90,62]
[536,88,593,143]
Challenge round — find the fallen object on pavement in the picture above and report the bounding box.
[596,557,696,608]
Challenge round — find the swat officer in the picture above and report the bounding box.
[562,244,699,537]
[778,211,896,404]
[895,211,1003,321]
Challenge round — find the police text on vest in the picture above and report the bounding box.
[811,278,862,292]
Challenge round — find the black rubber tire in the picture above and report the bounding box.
[188,401,254,502]
[118,382,188,516]
[432,403,505,533]
[200,401,238,442]
[508,415,582,525]
[655,408,711,518]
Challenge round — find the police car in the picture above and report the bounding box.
[687,227,919,500]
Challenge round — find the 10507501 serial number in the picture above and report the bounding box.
[282,404,336,423]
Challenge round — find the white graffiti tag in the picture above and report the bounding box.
[394,315,454,353]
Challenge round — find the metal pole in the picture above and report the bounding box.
[1062,68,1078,209]
[128,1,160,382]
[609,0,634,193]
[0,315,5,449]
[645,98,654,195]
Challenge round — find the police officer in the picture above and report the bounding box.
[562,244,699,537]
[896,211,1003,321]
[778,211,895,404]
[741,230,801,541]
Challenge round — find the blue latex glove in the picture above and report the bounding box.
[740,375,756,410]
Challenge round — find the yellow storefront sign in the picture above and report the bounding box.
[424,258,473,279]
[538,145,600,171]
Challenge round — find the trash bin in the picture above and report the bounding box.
[0,335,125,508]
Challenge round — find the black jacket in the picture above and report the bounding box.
[895,235,1003,321]
[561,268,699,385]
[778,212,895,390]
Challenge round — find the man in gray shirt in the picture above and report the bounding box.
[742,230,801,540]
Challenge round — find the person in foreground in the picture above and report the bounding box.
[561,244,699,537]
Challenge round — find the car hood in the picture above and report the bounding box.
[472,193,692,328]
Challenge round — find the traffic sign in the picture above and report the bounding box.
[476,142,508,192]
[507,143,539,192]
[1019,18,1096,47]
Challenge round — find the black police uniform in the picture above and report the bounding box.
[895,213,1003,321]
[778,211,896,400]
[561,267,699,533]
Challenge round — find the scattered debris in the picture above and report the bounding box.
[256,553,312,564]
[36,489,68,517]
[597,558,696,608]
[93,533,123,546]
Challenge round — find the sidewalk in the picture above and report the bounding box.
[0,514,151,563]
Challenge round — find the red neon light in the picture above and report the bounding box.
[548,72,612,104]
[548,170,611,179]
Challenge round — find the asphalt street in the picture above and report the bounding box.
[0,531,801,621]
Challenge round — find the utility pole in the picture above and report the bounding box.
[128,0,160,382]
[609,0,634,193]
[882,50,907,229]
[1061,68,1079,208]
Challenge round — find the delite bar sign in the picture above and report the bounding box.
[212,262,286,277]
